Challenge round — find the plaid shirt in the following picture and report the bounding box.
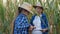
[13,13,30,34]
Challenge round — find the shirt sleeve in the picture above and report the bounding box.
[43,14,48,28]
[14,15,30,29]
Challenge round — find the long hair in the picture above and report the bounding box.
[18,7,22,14]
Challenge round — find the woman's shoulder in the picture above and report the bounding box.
[16,13,26,20]
[41,13,46,17]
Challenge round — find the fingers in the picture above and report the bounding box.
[33,26,35,28]
[29,26,34,31]
[40,29,48,32]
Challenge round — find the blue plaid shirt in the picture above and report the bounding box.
[13,13,30,34]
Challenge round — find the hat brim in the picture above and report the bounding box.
[33,6,43,10]
[19,7,33,14]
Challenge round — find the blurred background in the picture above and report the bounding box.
[0,0,60,34]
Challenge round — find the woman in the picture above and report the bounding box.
[13,2,33,34]
[30,2,49,34]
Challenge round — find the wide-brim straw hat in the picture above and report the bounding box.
[18,2,33,14]
[33,2,43,9]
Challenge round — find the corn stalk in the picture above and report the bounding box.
[0,0,60,34]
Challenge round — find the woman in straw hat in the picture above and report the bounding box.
[13,2,34,34]
[30,2,49,34]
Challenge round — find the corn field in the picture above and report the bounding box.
[0,0,60,34]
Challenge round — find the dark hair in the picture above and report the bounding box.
[18,7,22,14]
[39,7,44,10]
[39,7,43,13]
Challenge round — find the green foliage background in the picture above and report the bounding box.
[0,0,60,34]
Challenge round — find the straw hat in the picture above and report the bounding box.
[33,2,43,8]
[18,2,33,14]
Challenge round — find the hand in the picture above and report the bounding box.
[29,26,34,31]
[41,28,48,32]
[33,26,36,29]
[42,29,47,32]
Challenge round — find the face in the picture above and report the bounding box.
[35,6,43,14]
[23,10,30,15]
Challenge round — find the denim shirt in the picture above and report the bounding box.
[30,13,48,34]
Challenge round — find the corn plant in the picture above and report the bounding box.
[0,0,18,34]
[0,0,60,34]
